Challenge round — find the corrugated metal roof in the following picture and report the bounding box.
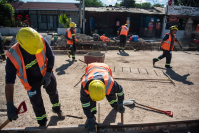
[17,2,79,11]
[85,6,166,14]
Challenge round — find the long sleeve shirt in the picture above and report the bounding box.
[5,38,54,86]
[80,75,124,118]
[163,34,178,51]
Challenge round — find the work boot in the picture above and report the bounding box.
[118,48,121,52]
[165,65,172,68]
[67,52,71,58]
[52,110,65,119]
[39,122,47,127]
[153,58,158,66]
[72,57,77,62]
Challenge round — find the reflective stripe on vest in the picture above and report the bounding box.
[66,28,76,45]
[82,67,114,95]
[161,33,176,51]
[120,26,128,36]
[6,36,47,91]
[148,23,153,29]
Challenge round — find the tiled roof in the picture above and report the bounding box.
[85,6,166,15]
[17,2,79,11]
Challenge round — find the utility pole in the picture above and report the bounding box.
[83,0,85,34]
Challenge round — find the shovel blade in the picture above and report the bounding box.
[123,100,135,106]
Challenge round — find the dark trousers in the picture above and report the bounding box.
[89,93,118,116]
[0,40,5,59]
[27,73,60,124]
[157,49,172,65]
[155,29,160,38]
[69,43,76,59]
[119,35,127,48]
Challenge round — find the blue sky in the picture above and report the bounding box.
[21,0,168,6]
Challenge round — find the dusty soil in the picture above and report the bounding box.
[0,50,199,128]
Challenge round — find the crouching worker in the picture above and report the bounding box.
[5,27,64,127]
[80,63,125,131]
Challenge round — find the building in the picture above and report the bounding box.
[84,6,166,37]
[17,2,80,33]
[162,5,199,39]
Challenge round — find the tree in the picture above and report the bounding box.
[141,2,152,8]
[7,0,20,2]
[0,0,15,26]
[120,0,135,8]
[174,0,199,7]
[76,0,104,7]
[114,2,120,7]
[134,3,141,8]
[153,3,164,7]
[59,13,69,28]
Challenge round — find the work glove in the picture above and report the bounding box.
[180,44,182,49]
[117,104,125,113]
[7,102,18,121]
[41,72,52,88]
[85,117,96,131]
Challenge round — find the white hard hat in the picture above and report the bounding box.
[157,19,160,21]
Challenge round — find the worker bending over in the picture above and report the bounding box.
[153,25,182,68]
[80,63,125,131]
[66,22,77,61]
[117,24,129,52]
[5,27,64,127]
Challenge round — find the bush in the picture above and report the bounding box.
[59,13,69,28]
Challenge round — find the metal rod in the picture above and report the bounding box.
[114,77,171,81]
[98,103,100,123]
[121,113,124,123]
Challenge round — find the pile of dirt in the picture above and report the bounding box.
[55,33,94,47]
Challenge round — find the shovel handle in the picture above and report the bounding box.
[121,113,124,123]
[0,119,10,130]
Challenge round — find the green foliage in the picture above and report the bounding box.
[76,0,104,6]
[120,0,135,7]
[115,2,120,6]
[174,0,199,7]
[2,36,6,45]
[59,13,69,28]
[0,0,15,26]
[153,3,164,7]
[134,2,152,8]
[7,0,20,2]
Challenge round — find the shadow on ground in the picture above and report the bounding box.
[55,59,74,75]
[117,51,129,56]
[102,109,117,124]
[47,116,65,126]
[154,66,194,85]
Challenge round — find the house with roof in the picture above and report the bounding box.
[84,6,166,37]
[17,2,80,34]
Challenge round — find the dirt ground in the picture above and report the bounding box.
[0,50,199,128]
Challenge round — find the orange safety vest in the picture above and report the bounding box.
[5,36,48,91]
[82,63,114,95]
[66,28,76,45]
[148,22,153,29]
[120,26,129,36]
[156,22,161,29]
[100,35,109,42]
[161,33,176,51]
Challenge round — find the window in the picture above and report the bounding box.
[41,15,46,23]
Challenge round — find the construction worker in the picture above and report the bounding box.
[66,22,77,61]
[155,19,161,38]
[153,25,182,68]
[81,63,125,131]
[147,20,154,38]
[100,34,109,42]
[5,27,64,127]
[117,24,129,52]
[0,33,6,61]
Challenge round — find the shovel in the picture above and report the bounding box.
[123,99,173,117]
[0,101,27,130]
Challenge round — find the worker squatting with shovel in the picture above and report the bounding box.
[80,63,125,131]
[4,27,65,127]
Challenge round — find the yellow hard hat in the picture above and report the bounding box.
[70,22,77,28]
[88,80,106,101]
[16,27,43,55]
[125,24,127,26]
[170,25,178,31]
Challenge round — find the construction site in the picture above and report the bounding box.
[0,32,199,133]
